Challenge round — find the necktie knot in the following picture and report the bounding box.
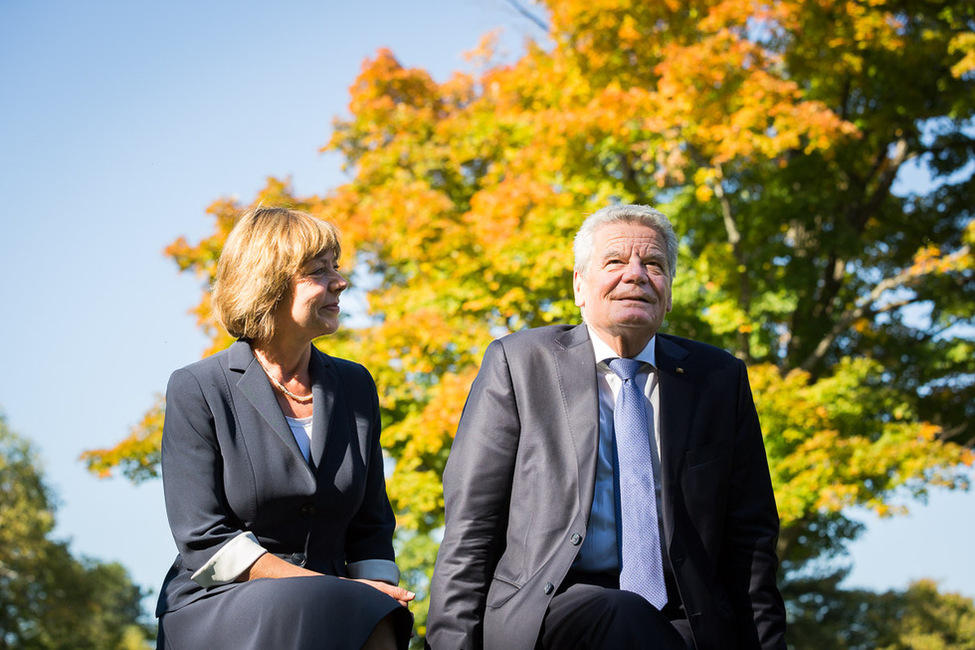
[609,357,642,382]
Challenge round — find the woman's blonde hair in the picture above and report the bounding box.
[211,207,341,341]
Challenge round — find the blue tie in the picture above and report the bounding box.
[608,357,668,609]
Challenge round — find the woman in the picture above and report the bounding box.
[155,207,413,649]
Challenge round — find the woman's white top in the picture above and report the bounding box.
[285,415,313,463]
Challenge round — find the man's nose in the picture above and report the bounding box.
[621,258,648,283]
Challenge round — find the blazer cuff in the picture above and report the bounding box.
[191,531,267,588]
[347,559,400,585]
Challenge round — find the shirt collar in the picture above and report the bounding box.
[586,325,657,368]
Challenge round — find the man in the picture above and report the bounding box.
[426,204,786,650]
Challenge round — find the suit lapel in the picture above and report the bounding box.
[554,325,600,513]
[654,335,693,548]
[229,341,316,483]
[308,346,341,473]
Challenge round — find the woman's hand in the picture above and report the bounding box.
[236,552,319,581]
[350,578,416,607]
[240,555,414,607]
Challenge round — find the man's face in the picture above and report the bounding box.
[573,221,673,354]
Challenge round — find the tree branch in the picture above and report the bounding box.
[712,166,753,361]
[860,137,909,224]
[799,245,972,371]
[505,0,549,32]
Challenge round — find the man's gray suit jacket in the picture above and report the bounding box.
[427,324,786,650]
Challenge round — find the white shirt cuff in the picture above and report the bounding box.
[346,559,400,585]
[191,531,267,588]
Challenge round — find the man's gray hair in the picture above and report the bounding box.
[573,204,678,278]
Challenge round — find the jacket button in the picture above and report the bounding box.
[570,533,582,546]
[300,504,315,516]
[291,552,307,567]
[543,582,554,595]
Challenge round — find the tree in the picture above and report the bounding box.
[784,577,975,649]
[1,413,153,649]
[85,0,975,643]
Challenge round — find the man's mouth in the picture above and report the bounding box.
[616,295,650,303]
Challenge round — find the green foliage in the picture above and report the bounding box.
[394,531,440,646]
[750,360,971,569]
[0,414,153,649]
[785,575,975,650]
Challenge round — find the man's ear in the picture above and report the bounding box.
[573,269,585,308]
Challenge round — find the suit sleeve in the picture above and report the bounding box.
[161,367,265,585]
[427,340,522,650]
[725,360,787,649]
[343,364,399,581]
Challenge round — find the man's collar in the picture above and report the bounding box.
[586,324,657,367]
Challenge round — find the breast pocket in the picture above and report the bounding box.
[685,440,731,468]
[682,440,733,522]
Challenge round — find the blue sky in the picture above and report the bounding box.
[1,0,971,619]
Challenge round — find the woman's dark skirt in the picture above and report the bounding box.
[157,574,412,649]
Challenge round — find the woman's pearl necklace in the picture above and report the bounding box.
[254,354,313,404]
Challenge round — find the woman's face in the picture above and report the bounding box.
[276,249,348,341]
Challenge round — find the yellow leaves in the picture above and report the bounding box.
[702,299,751,336]
[949,32,975,78]
[384,370,475,458]
[617,14,641,44]
[466,175,537,249]
[694,184,714,203]
[965,218,975,247]
[918,422,941,443]
[649,23,858,168]
[845,0,906,49]
[692,167,717,202]
[355,182,460,260]
[383,368,478,530]
[80,396,165,481]
[791,100,861,153]
[384,468,445,531]
[463,30,501,67]
[345,48,440,117]
[909,242,974,277]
